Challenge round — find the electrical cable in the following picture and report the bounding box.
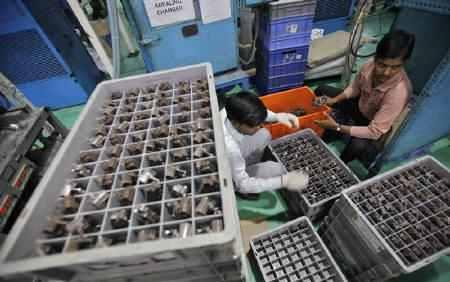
[342,0,371,85]
[107,0,121,78]
[239,8,260,66]
[348,0,374,58]
[342,0,397,86]
[348,0,396,59]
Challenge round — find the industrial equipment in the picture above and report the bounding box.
[0,0,103,108]
[0,74,68,238]
[122,0,239,73]
[312,0,356,36]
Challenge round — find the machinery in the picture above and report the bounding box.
[0,0,104,108]
[121,0,239,74]
[0,73,68,238]
[312,0,356,36]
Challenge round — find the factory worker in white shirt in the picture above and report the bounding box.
[220,91,309,197]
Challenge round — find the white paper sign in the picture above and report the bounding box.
[199,0,231,24]
[311,28,324,40]
[144,0,196,27]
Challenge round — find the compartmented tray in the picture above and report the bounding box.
[318,156,450,281]
[250,217,347,282]
[343,156,450,272]
[39,79,221,252]
[269,128,359,220]
[319,201,401,281]
[0,64,242,281]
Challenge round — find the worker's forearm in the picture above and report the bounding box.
[339,125,352,135]
[333,92,348,104]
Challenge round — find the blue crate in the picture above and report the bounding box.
[256,44,309,66]
[256,71,305,94]
[260,15,314,39]
[258,32,312,51]
[263,0,316,21]
[256,55,307,77]
[260,15,313,49]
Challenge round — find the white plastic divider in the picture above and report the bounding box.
[0,63,243,281]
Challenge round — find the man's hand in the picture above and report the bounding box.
[282,170,309,192]
[314,96,338,107]
[314,113,339,130]
[276,113,300,128]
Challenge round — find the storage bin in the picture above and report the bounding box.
[260,86,331,138]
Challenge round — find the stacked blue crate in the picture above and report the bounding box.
[256,0,316,94]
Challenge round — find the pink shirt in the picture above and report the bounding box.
[343,59,412,140]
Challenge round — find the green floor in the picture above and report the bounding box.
[51,8,450,282]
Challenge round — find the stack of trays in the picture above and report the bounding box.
[319,156,450,281]
[256,0,316,94]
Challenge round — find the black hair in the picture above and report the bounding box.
[376,29,415,61]
[225,91,267,127]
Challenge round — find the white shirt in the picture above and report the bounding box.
[220,109,283,194]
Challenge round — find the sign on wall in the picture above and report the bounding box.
[143,0,196,27]
[199,0,231,24]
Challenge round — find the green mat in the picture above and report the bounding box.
[392,257,450,282]
[237,192,287,221]
[52,105,84,129]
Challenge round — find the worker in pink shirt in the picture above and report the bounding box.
[314,29,415,165]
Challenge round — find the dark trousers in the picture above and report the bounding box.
[315,85,380,165]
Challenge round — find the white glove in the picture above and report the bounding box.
[276,113,300,128]
[282,170,309,192]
